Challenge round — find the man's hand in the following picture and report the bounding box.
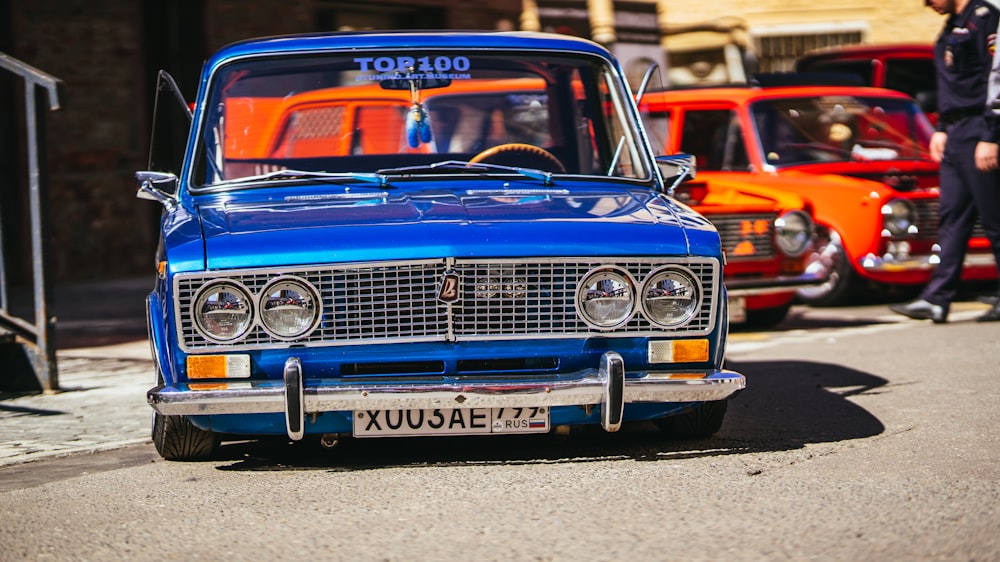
[975,141,999,171]
[930,131,948,163]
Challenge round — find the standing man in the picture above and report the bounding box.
[891,0,1000,323]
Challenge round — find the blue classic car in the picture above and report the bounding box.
[137,30,744,460]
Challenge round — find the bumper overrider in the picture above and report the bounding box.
[148,352,746,440]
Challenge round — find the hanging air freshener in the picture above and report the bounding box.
[405,73,432,148]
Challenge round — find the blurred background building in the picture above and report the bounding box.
[0,0,941,284]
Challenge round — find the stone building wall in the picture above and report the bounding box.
[9,0,149,281]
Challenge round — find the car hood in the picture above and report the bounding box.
[193,183,714,270]
[676,177,809,213]
[785,160,939,192]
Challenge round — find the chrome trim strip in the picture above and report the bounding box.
[147,369,745,419]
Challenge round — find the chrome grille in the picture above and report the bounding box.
[175,257,720,352]
[912,199,986,240]
[708,213,776,258]
[913,199,939,239]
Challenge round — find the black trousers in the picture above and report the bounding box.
[921,116,1000,305]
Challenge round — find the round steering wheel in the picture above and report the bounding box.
[469,143,567,174]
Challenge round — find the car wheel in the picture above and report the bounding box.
[796,229,858,306]
[654,400,727,440]
[742,302,792,329]
[152,412,218,461]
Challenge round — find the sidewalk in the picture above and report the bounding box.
[0,277,155,467]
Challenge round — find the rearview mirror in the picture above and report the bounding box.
[655,154,697,196]
[915,91,938,114]
[136,170,178,208]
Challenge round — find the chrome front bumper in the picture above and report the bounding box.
[725,270,827,297]
[148,352,746,440]
[860,251,996,272]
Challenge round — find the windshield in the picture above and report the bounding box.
[751,95,934,167]
[191,50,650,188]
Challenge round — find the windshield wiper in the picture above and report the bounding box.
[378,160,556,186]
[224,169,391,187]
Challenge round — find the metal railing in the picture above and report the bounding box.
[0,52,62,391]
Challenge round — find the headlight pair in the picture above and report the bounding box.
[576,266,701,330]
[192,277,320,343]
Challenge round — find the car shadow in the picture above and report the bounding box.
[213,358,886,472]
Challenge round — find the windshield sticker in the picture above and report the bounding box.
[354,56,472,82]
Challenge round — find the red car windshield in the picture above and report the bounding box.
[751,95,934,167]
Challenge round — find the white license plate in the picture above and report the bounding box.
[353,407,549,437]
[729,296,747,323]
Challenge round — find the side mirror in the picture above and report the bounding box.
[915,91,938,114]
[136,171,178,208]
[655,154,697,196]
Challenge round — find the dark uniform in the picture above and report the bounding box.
[922,0,1000,311]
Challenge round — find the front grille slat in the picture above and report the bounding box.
[175,257,720,352]
[709,213,776,258]
[913,199,986,240]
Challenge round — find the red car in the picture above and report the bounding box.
[795,44,936,120]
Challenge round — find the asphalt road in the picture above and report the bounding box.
[1,300,998,561]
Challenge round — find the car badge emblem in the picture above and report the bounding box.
[437,270,461,303]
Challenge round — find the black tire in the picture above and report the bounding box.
[796,228,859,306]
[152,412,218,461]
[742,302,792,330]
[654,400,728,440]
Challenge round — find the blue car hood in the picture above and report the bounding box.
[196,185,711,270]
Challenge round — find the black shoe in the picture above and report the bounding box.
[978,295,999,305]
[977,302,1000,322]
[889,299,948,324]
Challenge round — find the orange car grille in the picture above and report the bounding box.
[708,213,776,259]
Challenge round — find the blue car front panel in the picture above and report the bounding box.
[141,30,743,450]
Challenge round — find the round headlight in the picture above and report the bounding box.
[192,281,254,342]
[775,210,814,257]
[881,198,917,238]
[576,267,636,330]
[258,277,321,339]
[641,267,701,328]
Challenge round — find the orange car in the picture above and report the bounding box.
[641,84,997,305]
[220,79,824,327]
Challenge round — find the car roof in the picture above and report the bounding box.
[644,84,918,106]
[797,43,933,63]
[206,30,613,70]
